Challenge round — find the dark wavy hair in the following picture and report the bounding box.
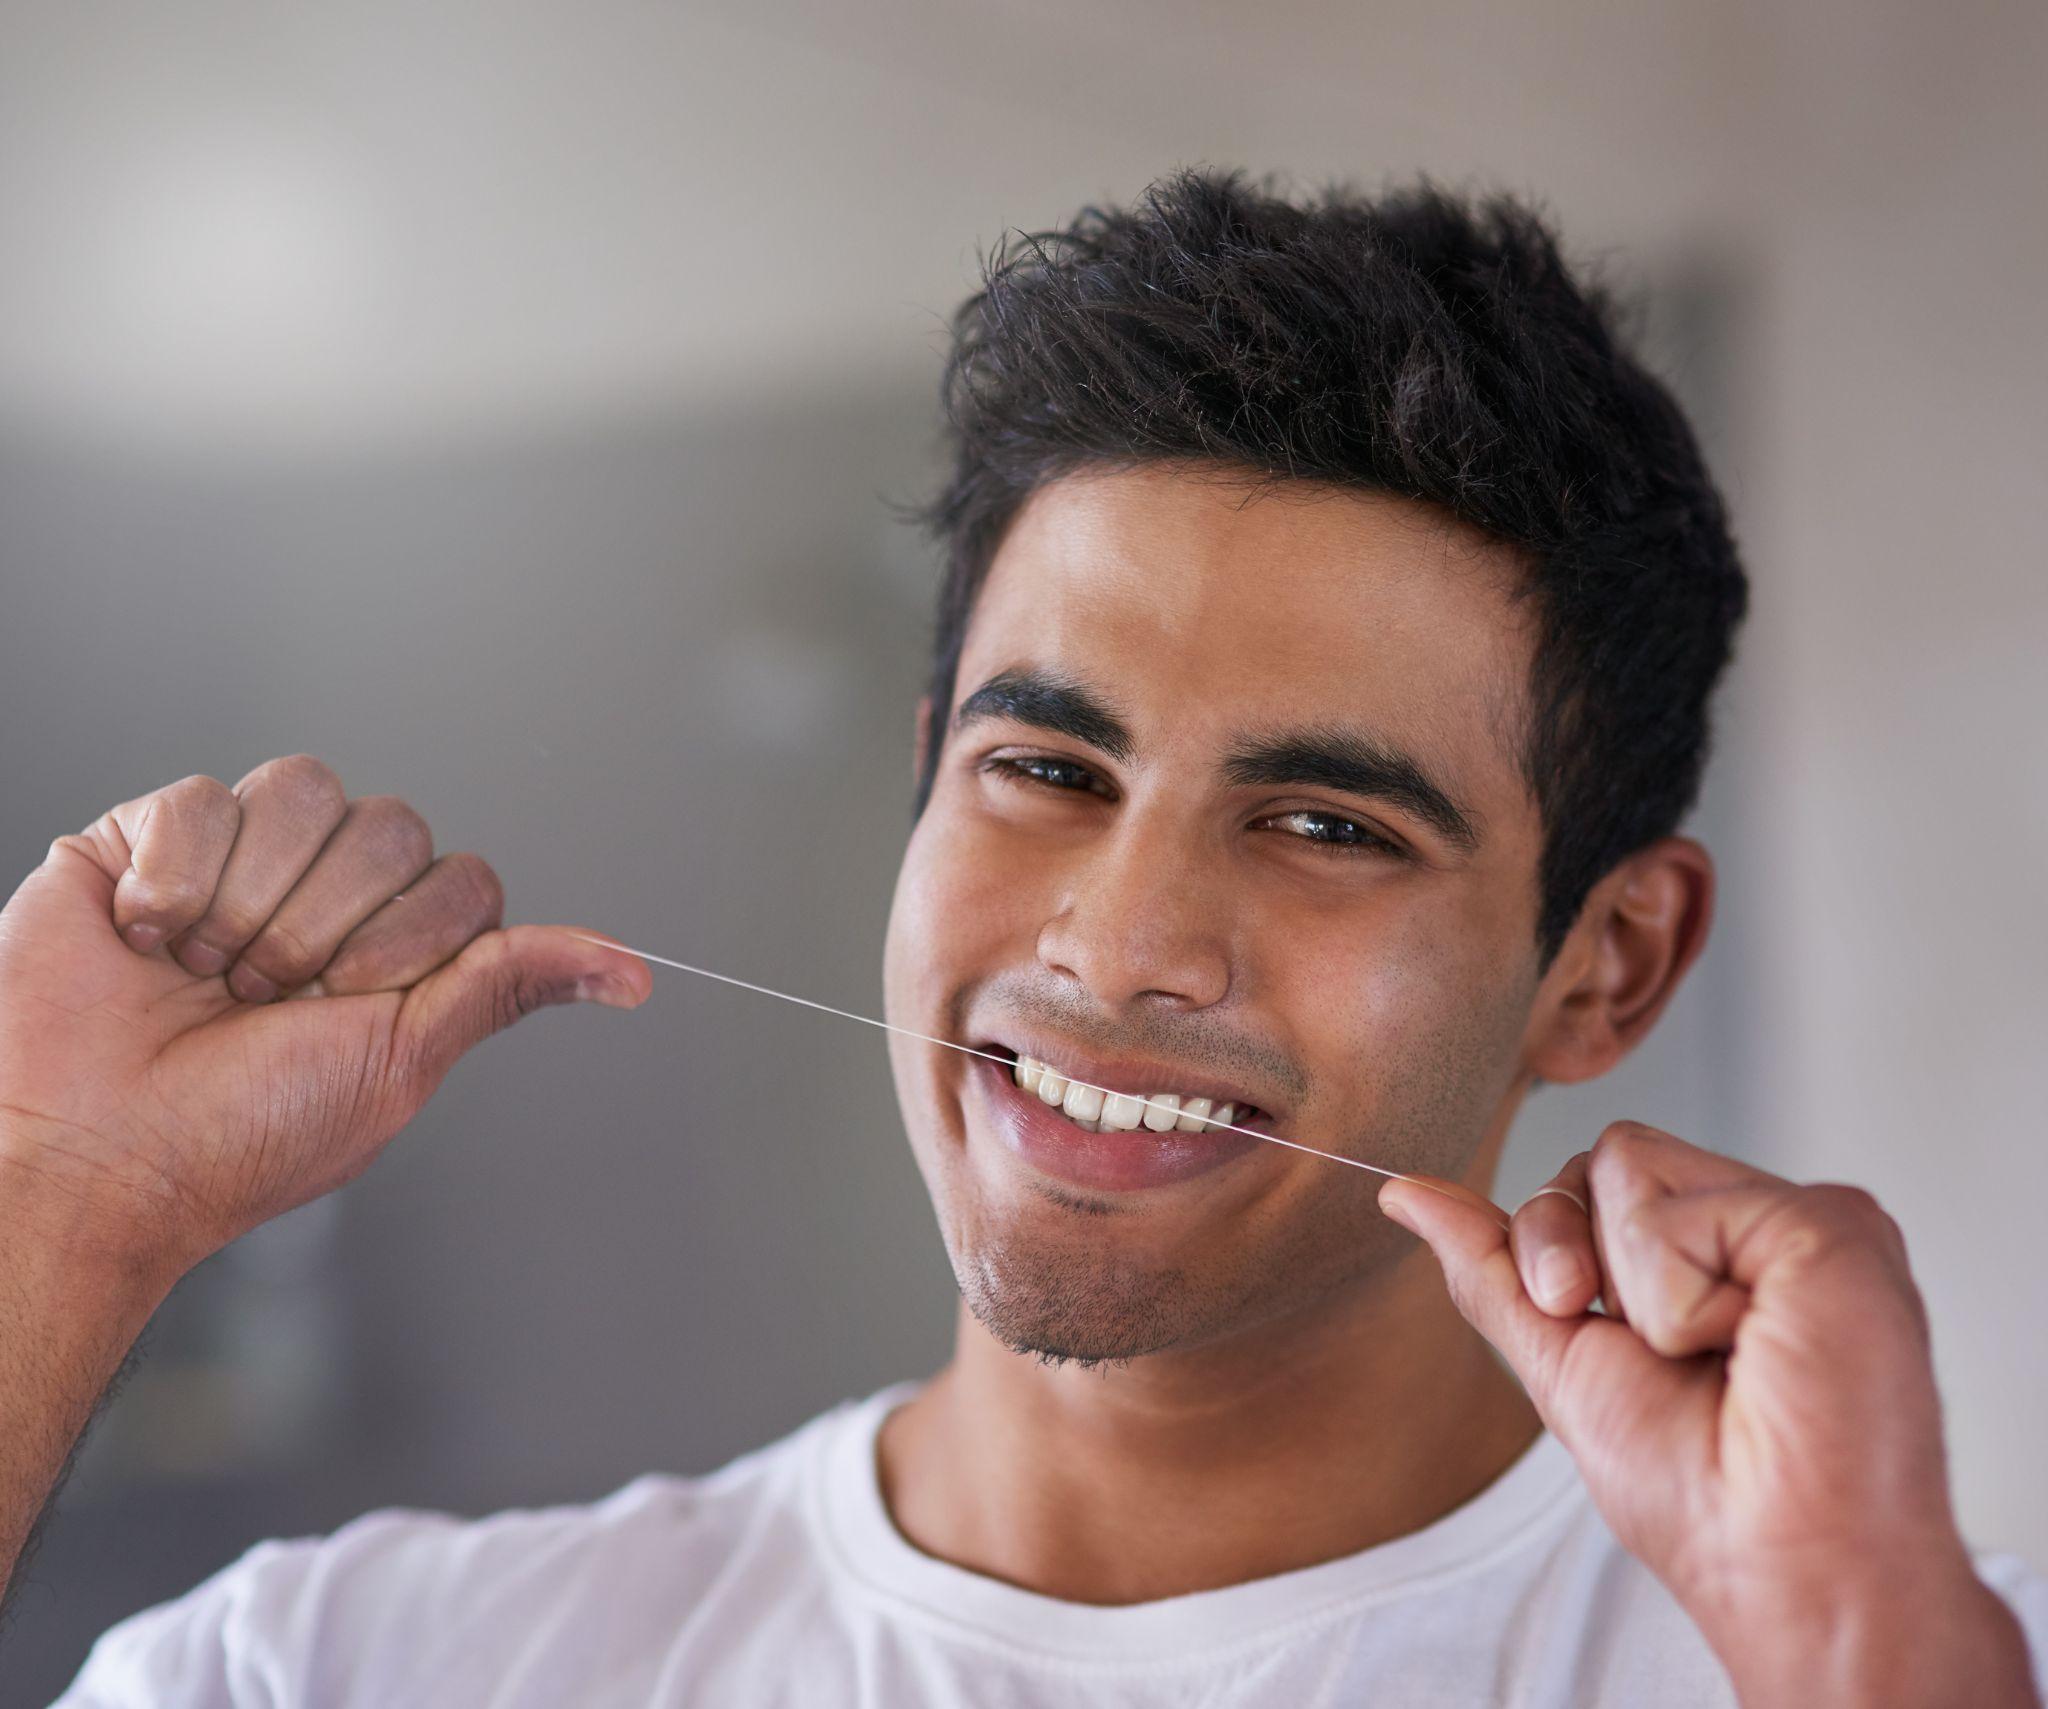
[908,167,1748,969]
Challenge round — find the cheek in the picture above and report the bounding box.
[883,789,1047,1030]
[883,802,1052,1213]
[1271,887,1528,1124]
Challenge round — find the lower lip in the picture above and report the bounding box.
[973,1058,1265,1193]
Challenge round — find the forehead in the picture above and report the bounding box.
[960,464,1536,789]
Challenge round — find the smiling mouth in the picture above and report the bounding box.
[1001,1053,1263,1136]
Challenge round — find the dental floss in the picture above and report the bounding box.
[570,932,1507,1227]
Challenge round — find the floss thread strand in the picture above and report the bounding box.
[570,932,1506,1227]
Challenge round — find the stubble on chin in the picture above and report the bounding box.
[952,1220,1203,1371]
[941,1175,1385,1372]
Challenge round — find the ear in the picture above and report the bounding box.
[1523,836,1715,1085]
[911,695,935,788]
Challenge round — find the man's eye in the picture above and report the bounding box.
[985,755,1111,796]
[1258,810,1401,855]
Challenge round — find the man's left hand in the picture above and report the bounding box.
[1380,1122,2038,1709]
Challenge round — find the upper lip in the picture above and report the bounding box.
[981,1031,1281,1124]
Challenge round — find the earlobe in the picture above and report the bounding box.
[1525,837,1715,1085]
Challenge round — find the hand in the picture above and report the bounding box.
[0,757,651,1284]
[1379,1124,2037,1709]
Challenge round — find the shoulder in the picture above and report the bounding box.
[54,1395,871,1708]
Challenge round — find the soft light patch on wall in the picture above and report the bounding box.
[76,128,388,437]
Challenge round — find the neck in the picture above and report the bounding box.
[875,1243,1541,1604]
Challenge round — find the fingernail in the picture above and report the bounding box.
[573,975,635,1009]
[228,963,279,1004]
[1380,1194,1417,1234]
[123,922,164,954]
[179,939,230,977]
[1536,1247,1584,1310]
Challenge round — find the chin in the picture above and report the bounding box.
[936,1152,1418,1373]
[945,1204,1259,1370]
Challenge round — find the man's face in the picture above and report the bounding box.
[883,464,1550,1366]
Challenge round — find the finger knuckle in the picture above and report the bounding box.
[1806,1182,1884,1235]
[1594,1119,1655,1154]
[123,877,206,924]
[495,979,540,1034]
[194,899,270,950]
[489,955,563,1033]
[1588,1124,1652,1191]
[157,774,237,841]
[246,920,319,982]
[167,772,235,812]
[353,796,434,872]
[1615,1202,1662,1253]
[1802,1184,1912,1268]
[254,754,346,822]
[439,853,504,926]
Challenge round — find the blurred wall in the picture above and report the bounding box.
[2,1,2045,1702]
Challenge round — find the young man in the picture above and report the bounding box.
[4,170,2042,1705]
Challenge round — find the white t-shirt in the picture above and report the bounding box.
[55,1380,2048,1708]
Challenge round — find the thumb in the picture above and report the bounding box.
[395,924,652,1082]
[1379,1175,1577,1410]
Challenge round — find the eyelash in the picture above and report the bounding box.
[980,754,1405,858]
[984,753,1112,796]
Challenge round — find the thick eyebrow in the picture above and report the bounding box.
[952,668,1135,763]
[1223,728,1482,852]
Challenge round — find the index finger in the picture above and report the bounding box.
[103,775,240,951]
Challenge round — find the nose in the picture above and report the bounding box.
[1034,804,1232,1013]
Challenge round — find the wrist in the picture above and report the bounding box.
[1712,1554,2036,1709]
[0,1128,182,1589]
[0,1135,194,1318]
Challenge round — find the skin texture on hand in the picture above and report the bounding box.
[0,756,650,1274]
[0,757,650,1607]
[1379,1125,2039,1709]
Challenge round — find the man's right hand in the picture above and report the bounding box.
[0,755,650,1287]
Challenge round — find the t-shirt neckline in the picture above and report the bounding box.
[809,1379,1585,1669]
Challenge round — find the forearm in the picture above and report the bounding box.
[0,1157,175,1614]
[1713,1561,2040,1709]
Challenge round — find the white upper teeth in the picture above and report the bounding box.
[1063,1081,1105,1124]
[1010,1056,1241,1134]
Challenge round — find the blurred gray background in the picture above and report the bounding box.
[2,1,2044,1701]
